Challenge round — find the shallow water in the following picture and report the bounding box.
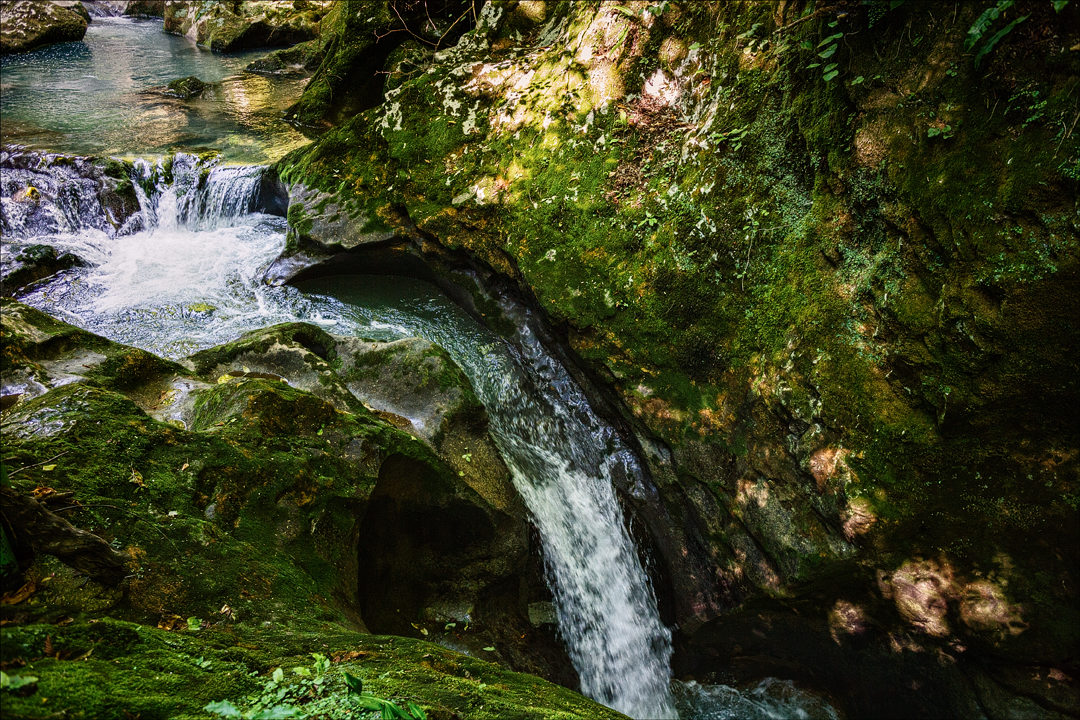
[0,18,308,163]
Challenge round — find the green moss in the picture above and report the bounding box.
[0,620,627,720]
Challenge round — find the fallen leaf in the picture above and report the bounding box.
[129,468,145,487]
[41,464,56,472]
[179,463,189,472]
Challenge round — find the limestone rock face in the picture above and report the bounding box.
[0,0,88,54]
[162,0,332,53]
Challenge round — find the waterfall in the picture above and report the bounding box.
[7,154,296,357]
[0,150,271,241]
[479,321,677,719]
[295,278,679,719]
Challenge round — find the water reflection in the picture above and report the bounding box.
[0,17,308,163]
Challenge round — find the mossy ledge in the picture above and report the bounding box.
[0,299,613,718]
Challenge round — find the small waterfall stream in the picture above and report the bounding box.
[1,156,838,720]
[298,274,678,719]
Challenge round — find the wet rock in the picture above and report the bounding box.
[1,302,525,640]
[53,1,90,24]
[181,320,570,682]
[0,0,88,54]
[163,75,207,99]
[0,149,142,238]
[81,0,163,17]
[245,38,323,76]
[1,243,86,295]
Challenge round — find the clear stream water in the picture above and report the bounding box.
[0,17,308,163]
[0,21,838,720]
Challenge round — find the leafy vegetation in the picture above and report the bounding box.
[204,654,427,720]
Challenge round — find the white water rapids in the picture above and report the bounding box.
[2,155,838,720]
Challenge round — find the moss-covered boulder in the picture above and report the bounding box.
[0,619,626,720]
[0,0,88,55]
[245,36,325,75]
[1,300,576,695]
[273,0,1079,715]
[162,0,332,53]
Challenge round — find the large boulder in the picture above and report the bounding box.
[162,0,332,53]
[0,0,88,54]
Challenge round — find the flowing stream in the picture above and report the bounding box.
[0,17,308,163]
[1,157,837,720]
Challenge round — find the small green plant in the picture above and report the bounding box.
[807,20,843,82]
[927,124,954,139]
[205,656,426,720]
[964,0,1045,68]
[0,671,38,691]
[344,672,427,720]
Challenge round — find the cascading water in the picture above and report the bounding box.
[1,157,838,720]
[297,277,679,719]
[7,154,319,358]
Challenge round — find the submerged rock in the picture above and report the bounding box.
[163,75,208,99]
[0,0,88,54]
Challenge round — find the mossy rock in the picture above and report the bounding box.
[0,0,88,55]
[163,0,332,54]
[272,1,1080,713]
[0,619,627,720]
[1,302,561,685]
[1,244,85,295]
[163,76,208,100]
